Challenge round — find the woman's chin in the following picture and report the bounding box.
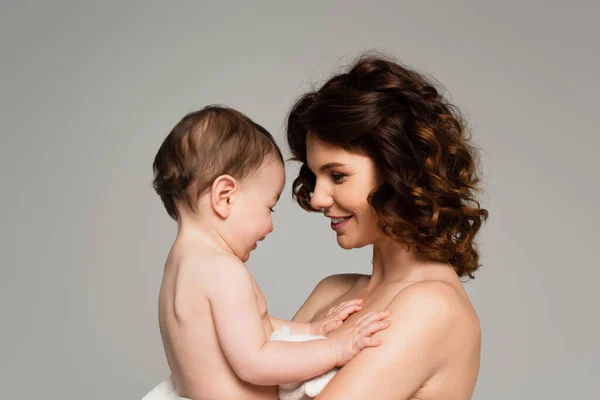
[336,235,358,250]
[337,234,371,250]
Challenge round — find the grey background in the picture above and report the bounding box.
[1,1,598,399]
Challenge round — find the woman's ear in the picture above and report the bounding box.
[211,175,237,218]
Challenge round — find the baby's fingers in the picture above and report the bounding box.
[322,319,343,335]
[355,336,383,350]
[356,310,391,331]
[327,298,363,316]
[334,304,363,320]
[359,319,391,338]
[342,298,364,307]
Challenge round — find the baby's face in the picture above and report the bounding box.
[228,159,285,262]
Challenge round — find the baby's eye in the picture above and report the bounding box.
[269,208,275,213]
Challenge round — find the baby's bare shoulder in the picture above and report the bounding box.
[178,250,254,296]
[166,250,250,321]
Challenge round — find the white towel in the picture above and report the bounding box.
[270,325,338,400]
[141,326,337,400]
[141,376,187,400]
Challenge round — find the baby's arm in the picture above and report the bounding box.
[206,256,336,385]
[269,317,313,335]
[205,256,388,386]
[270,299,364,336]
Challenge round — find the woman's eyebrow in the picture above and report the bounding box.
[319,162,346,172]
[307,162,346,174]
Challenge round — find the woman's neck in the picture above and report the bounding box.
[367,236,439,290]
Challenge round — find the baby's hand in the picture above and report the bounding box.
[329,310,391,367]
[310,299,364,336]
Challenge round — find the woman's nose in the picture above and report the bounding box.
[310,181,334,210]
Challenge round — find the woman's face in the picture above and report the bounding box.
[305,132,384,249]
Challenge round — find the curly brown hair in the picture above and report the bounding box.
[153,105,283,220]
[286,55,488,278]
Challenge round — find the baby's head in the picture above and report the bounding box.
[153,105,285,261]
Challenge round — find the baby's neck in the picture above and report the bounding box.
[175,217,234,258]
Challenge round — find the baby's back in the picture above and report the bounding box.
[158,241,278,400]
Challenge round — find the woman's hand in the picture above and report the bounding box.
[309,298,364,336]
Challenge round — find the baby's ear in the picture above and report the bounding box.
[211,175,237,218]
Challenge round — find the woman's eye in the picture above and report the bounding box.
[331,172,346,183]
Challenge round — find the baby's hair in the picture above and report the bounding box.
[287,54,488,278]
[153,105,283,220]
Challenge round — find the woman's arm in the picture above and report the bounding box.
[315,281,474,400]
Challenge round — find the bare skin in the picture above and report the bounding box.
[293,265,481,400]
[158,160,391,399]
[159,239,279,400]
[290,134,482,400]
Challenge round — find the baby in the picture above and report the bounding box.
[150,105,391,399]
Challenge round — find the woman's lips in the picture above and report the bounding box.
[331,216,352,231]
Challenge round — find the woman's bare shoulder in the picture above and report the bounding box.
[292,273,367,322]
[390,280,476,315]
[315,280,480,399]
[320,273,367,289]
[387,280,480,340]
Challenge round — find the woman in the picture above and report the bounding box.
[287,54,488,400]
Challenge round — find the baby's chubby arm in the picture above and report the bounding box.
[205,255,336,385]
[204,256,389,386]
[270,299,364,336]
